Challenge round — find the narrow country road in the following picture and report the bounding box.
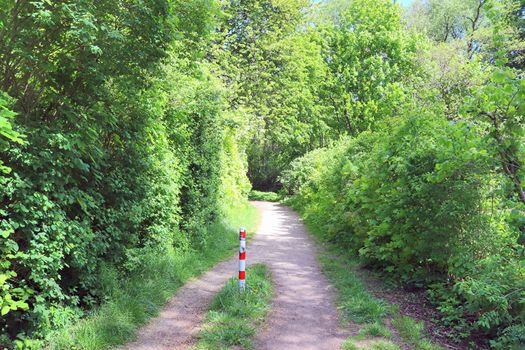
[123,201,348,350]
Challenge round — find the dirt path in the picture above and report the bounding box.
[123,201,348,350]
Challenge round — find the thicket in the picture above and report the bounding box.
[282,113,524,347]
[47,203,259,350]
[0,0,250,347]
[274,0,525,348]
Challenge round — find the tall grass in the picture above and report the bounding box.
[49,203,259,350]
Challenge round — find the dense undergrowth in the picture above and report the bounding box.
[281,114,525,348]
[272,1,525,348]
[0,0,252,347]
[248,190,282,203]
[306,220,446,350]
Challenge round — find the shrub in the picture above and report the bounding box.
[283,112,525,346]
[0,0,251,345]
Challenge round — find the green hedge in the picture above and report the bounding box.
[0,0,250,346]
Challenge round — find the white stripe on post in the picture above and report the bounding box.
[239,227,246,292]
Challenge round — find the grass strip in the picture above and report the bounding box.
[320,246,445,349]
[342,338,402,350]
[300,216,445,350]
[48,203,259,350]
[317,250,387,326]
[390,315,444,350]
[195,264,273,350]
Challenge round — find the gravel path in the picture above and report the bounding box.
[123,201,348,350]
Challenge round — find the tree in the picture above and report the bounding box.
[469,64,525,203]
[212,0,327,189]
[405,0,523,60]
[0,0,242,342]
[319,0,421,135]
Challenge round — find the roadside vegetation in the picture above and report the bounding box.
[276,1,525,348]
[0,1,253,347]
[311,232,445,350]
[195,264,273,350]
[248,190,283,202]
[47,203,259,350]
[282,105,525,348]
[1,0,524,348]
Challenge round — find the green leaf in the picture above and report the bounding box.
[1,305,10,316]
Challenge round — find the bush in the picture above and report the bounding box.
[282,113,525,346]
[0,0,251,346]
[248,190,282,202]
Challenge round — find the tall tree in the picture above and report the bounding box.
[212,0,328,189]
[320,0,421,135]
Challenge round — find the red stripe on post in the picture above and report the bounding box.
[239,227,246,292]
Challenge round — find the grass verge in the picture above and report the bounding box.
[301,215,445,350]
[195,264,273,350]
[48,202,259,350]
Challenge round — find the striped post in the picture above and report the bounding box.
[239,227,246,292]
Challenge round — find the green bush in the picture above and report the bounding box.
[281,113,525,346]
[47,203,258,350]
[0,0,250,346]
[248,190,282,202]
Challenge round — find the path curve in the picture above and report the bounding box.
[123,201,348,350]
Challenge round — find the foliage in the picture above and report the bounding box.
[217,0,424,189]
[310,223,443,350]
[212,0,330,190]
[248,190,282,202]
[405,0,522,59]
[0,92,24,173]
[196,264,273,350]
[468,64,525,204]
[47,203,258,350]
[0,0,524,348]
[319,0,422,135]
[0,93,29,338]
[277,1,525,346]
[282,111,525,346]
[0,0,251,346]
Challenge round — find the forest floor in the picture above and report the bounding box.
[122,201,348,350]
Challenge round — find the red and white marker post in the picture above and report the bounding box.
[239,227,246,292]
